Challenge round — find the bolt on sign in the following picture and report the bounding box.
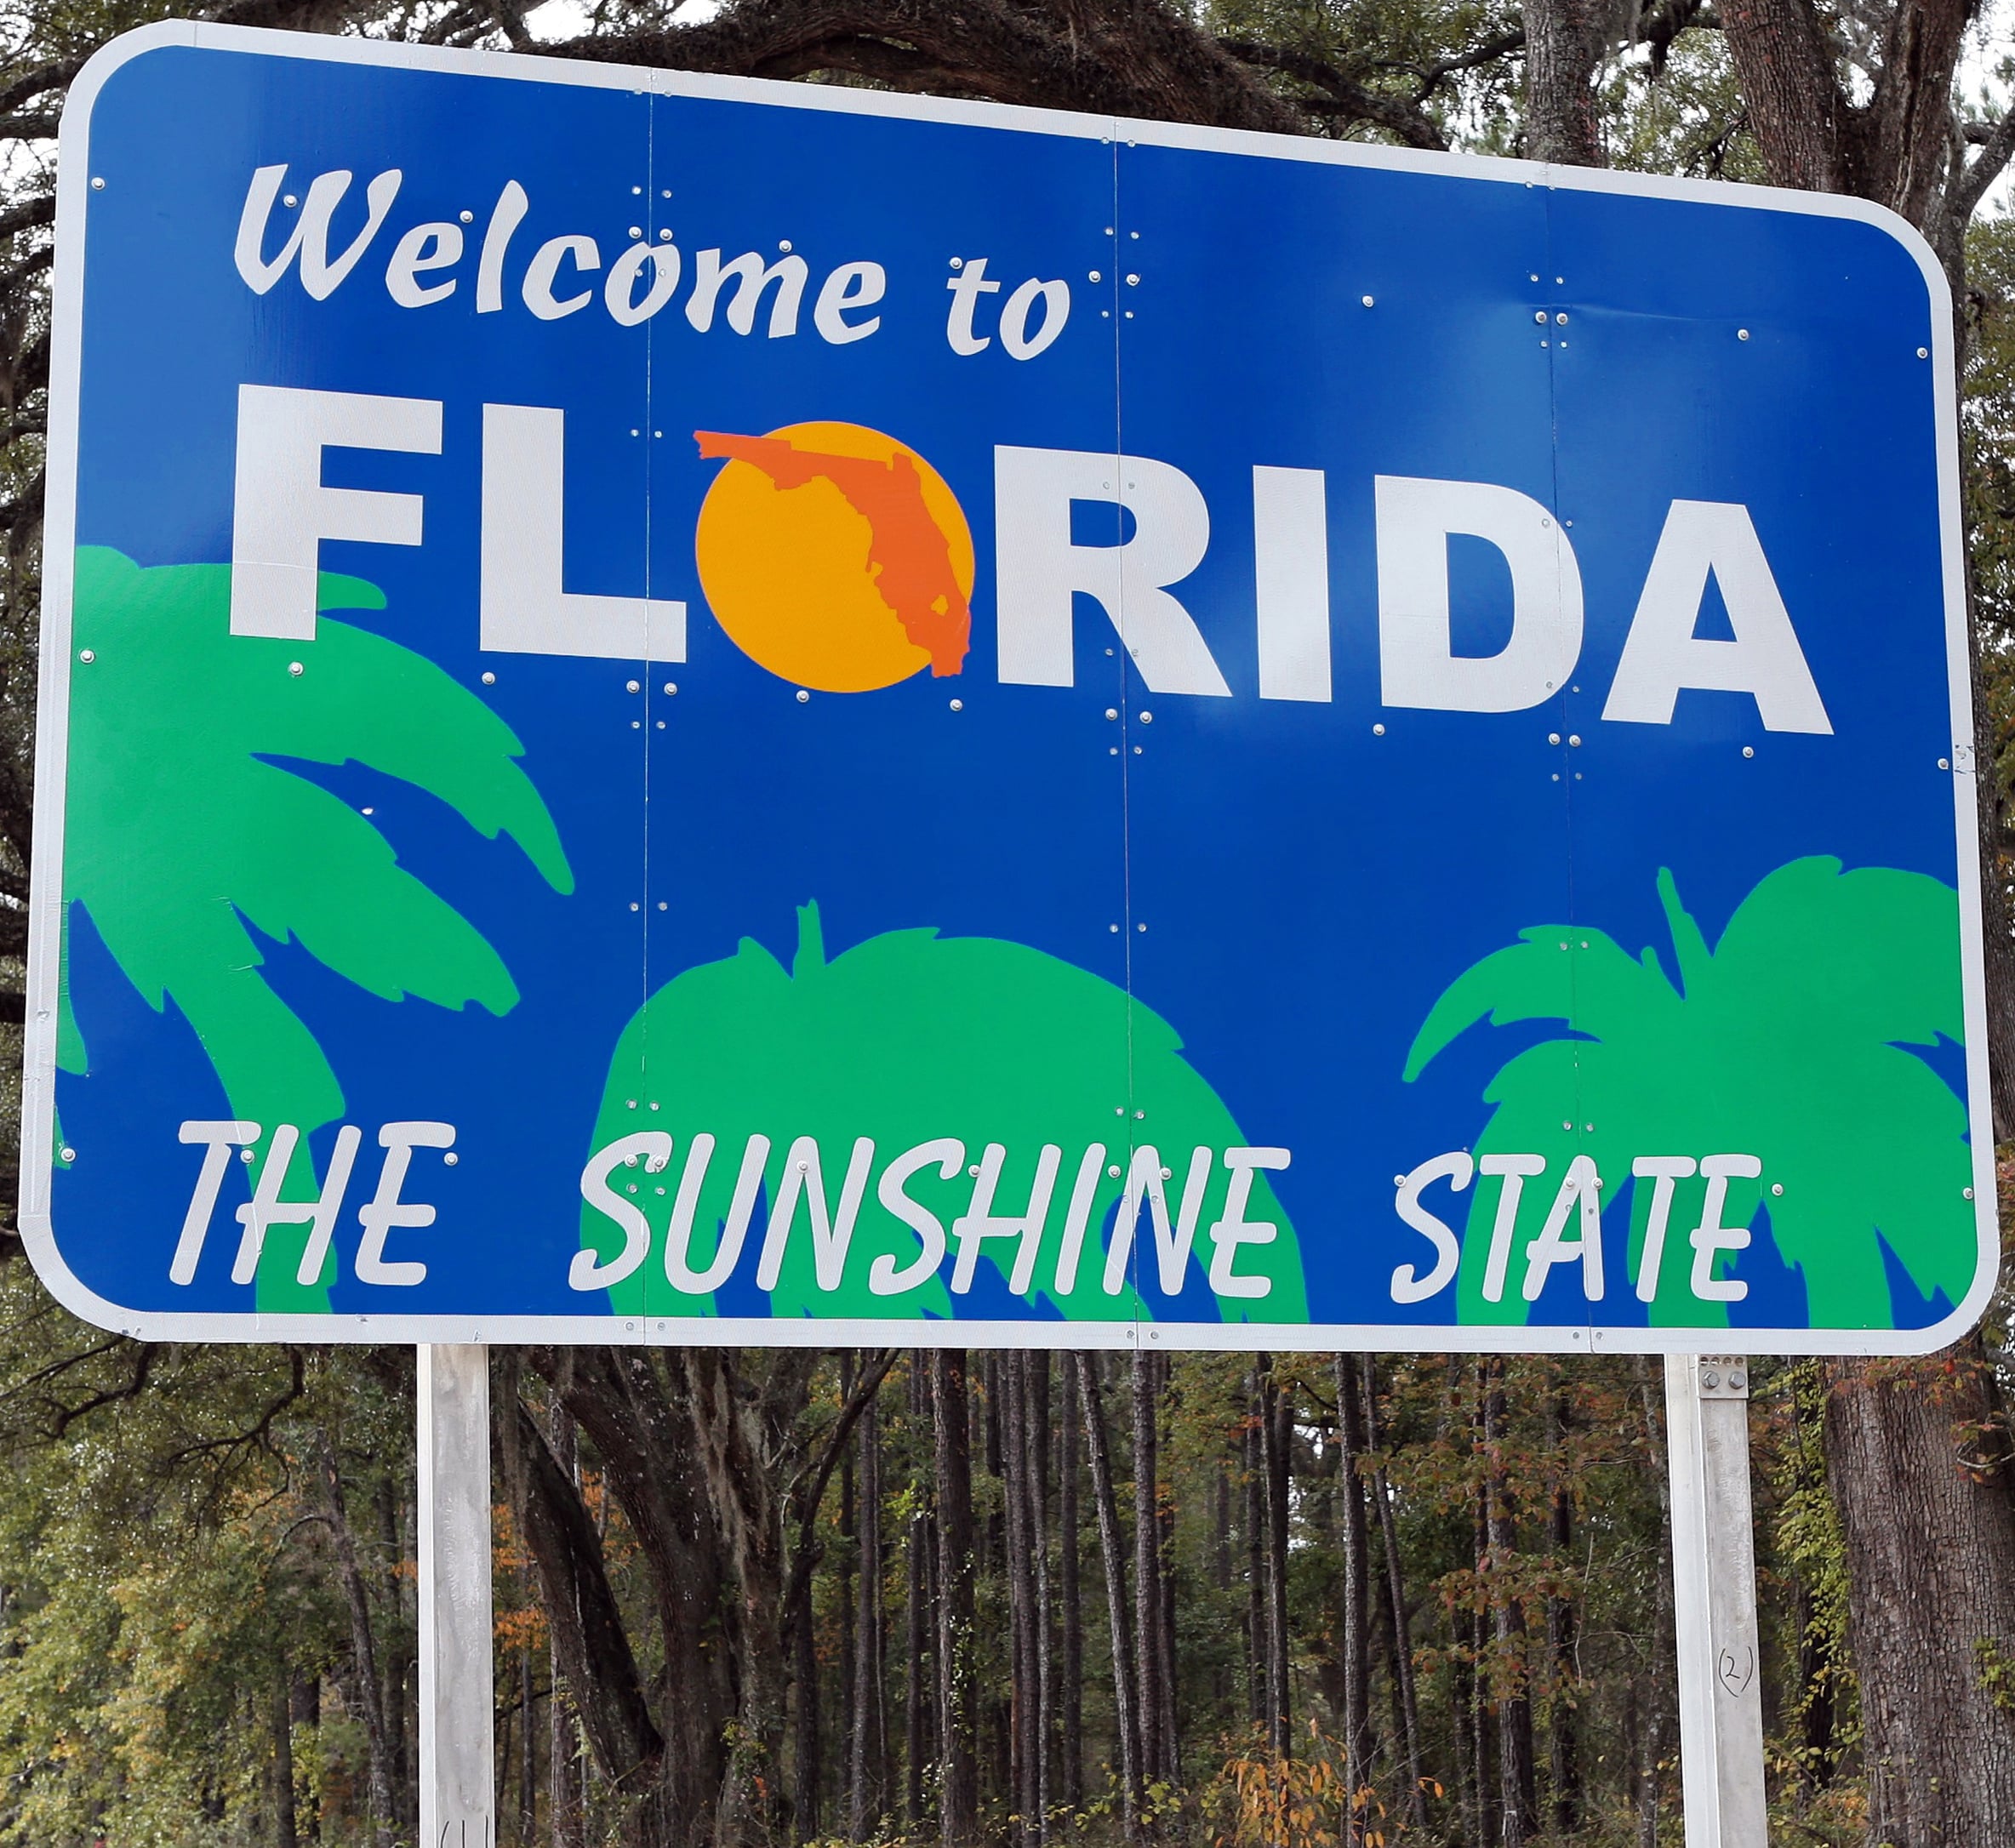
[21,22,1993,1352]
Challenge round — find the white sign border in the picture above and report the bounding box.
[21,20,1995,1354]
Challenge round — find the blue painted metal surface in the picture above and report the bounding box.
[21,24,1990,1349]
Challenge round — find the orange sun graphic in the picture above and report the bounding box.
[692,421,975,693]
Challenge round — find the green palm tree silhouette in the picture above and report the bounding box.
[579,903,1307,1325]
[61,547,572,1311]
[1403,857,1972,1332]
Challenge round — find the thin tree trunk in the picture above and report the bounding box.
[1634,1358,1669,1848]
[548,1400,585,1848]
[272,1657,299,1848]
[1244,1376,1265,1731]
[1004,1354,1040,1847]
[315,1433,397,1848]
[1363,1360,1426,1832]
[1073,1351,1143,1847]
[851,1380,887,1842]
[934,1348,980,1848]
[1483,1360,1538,1845]
[1025,1353,1055,1841]
[1544,1382,1581,1835]
[792,1569,820,1845]
[1059,1353,1085,1814]
[906,1354,931,1830]
[1333,1353,1373,1832]
[1261,1360,1293,1757]
[519,1634,537,1848]
[1131,1350,1166,1791]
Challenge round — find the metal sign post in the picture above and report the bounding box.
[1665,1355,1767,1848]
[418,1343,494,1848]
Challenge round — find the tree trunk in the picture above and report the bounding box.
[851,1380,888,1842]
[272,1657,299,1848]
[1363,1360,1426,1832]
[519,1634,537,1848]
[934,1349,980,1848]
[1073,1351,1143,1846]
[1058,1353,1085,1814]
[905,1354,930,1829]
[1333,1353,1373,1828]
[1544,1383,1581,1836]
[1823,1351,2015,1841]
[1025,1353,1055,1840]
[1261,1360,1293,1756]
[1521,0,1612,165]
[1004,1353,1040,1846]
[1244,1376,1265,1731]
[1483,1360,1538,1845]
[1634,1358,1670,1848]
[792,1572,820,1845]
[1130,1350,1167,1792]
[315,1432,397,1848]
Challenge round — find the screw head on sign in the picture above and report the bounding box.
[664,682,677,694]
[444,1152,459,1166]
[482,671,496,685]
[91,178,105,191]
[626,679,640,693]
[1134,1109,1145,1120]
[1738,329,1750,341]
[1109,1164,1122,1178]
[1568,734,1583,747]
[1534,311,1547,324]
[77,649,94,664]
[288,662,304,677]
[796,689,809,703]
[1361,295,1374,308]
[1555,313,1568,326]
[1919,347,1929,359]
[1090,271,1102,282]
[60,1146,75,1162]
[1373,722,1385,736]
[950,698,963,711]
[1772,1183,1784,1195]
[1139,711,1153,724]
[1549,733,1561,745]
[1966,1186,1977,1200]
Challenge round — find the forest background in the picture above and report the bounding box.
[0,0,2012,1845]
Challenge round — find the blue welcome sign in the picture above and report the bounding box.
[23,22,1991,1351]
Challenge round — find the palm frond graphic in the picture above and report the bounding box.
[1404,857,1972,1332]
[60,547,573,1309]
